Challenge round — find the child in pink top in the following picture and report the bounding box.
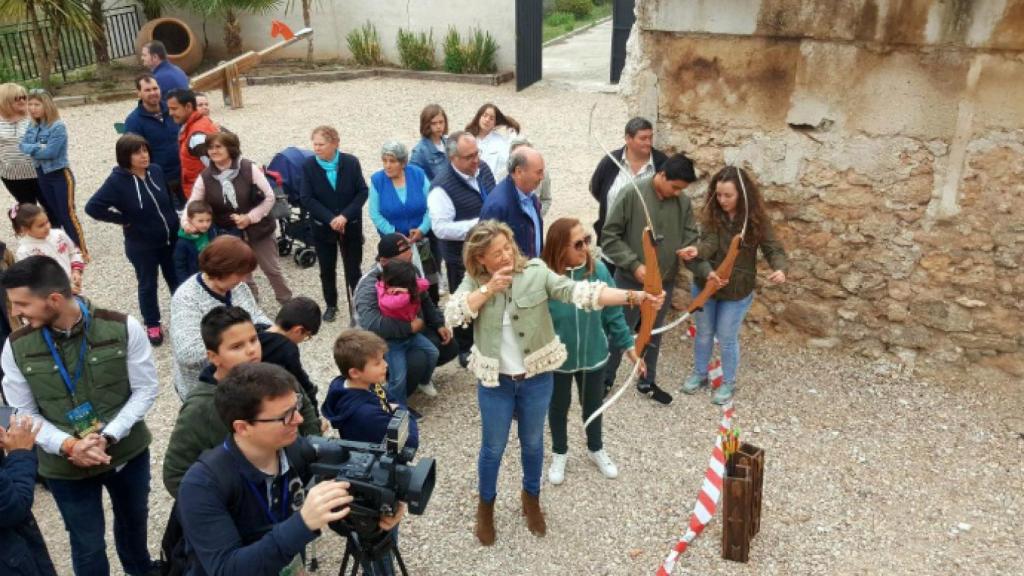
[10,203,85,293]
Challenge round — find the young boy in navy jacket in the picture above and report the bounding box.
[173,200,217,281]
[321,329,420,449]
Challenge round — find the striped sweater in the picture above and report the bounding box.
[0,117,36,180]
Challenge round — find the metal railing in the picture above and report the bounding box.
[0,5,141,82]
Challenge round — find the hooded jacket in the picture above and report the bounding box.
[85,164,177,248]
[0,449,58,576]
[163,364,321,498]
[321,377,419,449]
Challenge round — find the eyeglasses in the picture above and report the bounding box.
[249,394,302,426]
[572,235,592,251]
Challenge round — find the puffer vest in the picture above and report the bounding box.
[432,163,495,222]
[201,158,276,241]
[9,300,151,479]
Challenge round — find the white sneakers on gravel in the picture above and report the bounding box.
[588,450,619,479]
[548,453,568,485]
[419,381,438,397]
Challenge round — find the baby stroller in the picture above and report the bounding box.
[266,147,318,268]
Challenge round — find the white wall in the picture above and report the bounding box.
[168,0,517,72]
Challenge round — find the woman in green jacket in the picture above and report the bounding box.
[446,220,662,546]
[541,217,643,485]
[681,166,787,404]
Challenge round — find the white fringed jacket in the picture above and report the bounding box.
[444,258,606,387]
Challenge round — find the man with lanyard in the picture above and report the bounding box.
[0,256,159,576]
[589,117,668,275]
[480,147,546,258]
[177,362,404,576]
[426,130,496,366]
[124,73,186,208]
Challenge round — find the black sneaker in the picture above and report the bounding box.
[322,306,338,323]
[458,351,470,368]
[407,407,424,420]
[637,381,673,405]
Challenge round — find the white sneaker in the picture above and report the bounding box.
[548,453,568,485]
[588,450,619,479]
[419,381,438,397]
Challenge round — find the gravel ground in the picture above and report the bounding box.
[20,78,1024,575]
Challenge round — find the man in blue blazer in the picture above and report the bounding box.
[480,147,547,259]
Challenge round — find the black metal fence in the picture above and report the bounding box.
[0,5,141,82]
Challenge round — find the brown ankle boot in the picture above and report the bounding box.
[520,490,547,536]
[475,497,496,546]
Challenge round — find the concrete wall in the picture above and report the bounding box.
[168,0,516,72]
[621,0,1024,376]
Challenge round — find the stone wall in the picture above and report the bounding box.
[169,0,517,72]
[621,0,1024,376]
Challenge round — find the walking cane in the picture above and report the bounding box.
[337,229,357,327]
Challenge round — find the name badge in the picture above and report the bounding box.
[65,401,103,438]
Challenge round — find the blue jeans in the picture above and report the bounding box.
[691,286,754,385]
[46,449,155,576]
[385,333,439,406]
[477,372,554,502]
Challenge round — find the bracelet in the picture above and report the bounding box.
[626,290,636,308]
[61,437,79,459]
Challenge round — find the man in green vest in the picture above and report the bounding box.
[0,256,160,576]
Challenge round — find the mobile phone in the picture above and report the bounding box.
[0,406,15,429]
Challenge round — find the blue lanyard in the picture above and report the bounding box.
[41,299,90,400]
[224,442,290,524]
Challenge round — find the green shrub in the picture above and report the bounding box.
[555,0,592,19]
[346,21,384,67]
[442,27,465,74]
[463,28,498,74]
[545,11,576,33]
[396,28,436,71]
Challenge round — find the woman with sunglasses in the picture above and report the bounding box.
[18,89,89,260]
[447,219,661,545]
[0,84,51,219]
[541,217,643,486]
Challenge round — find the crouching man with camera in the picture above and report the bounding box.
[177,363,404,576]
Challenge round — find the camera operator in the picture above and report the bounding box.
[177,363,404,576]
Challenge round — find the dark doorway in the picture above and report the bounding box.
[610,0,636,83]
[515,0,543,91]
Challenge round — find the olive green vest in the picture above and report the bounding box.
[9,301,151,479]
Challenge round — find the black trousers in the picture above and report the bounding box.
[2,176,57,225]
[313,231,363,309]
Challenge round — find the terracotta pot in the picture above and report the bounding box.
[136,17,203,74]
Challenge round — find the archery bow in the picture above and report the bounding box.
[583,104,663,429]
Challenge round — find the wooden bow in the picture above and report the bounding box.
[583,104,663,429]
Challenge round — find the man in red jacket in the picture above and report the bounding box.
[166,88,219,198]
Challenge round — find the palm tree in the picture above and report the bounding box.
[0,0,97,91]
[87,0,109,74]
[174,0,281,57]
[285,0,315,67]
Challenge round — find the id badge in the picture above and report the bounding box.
[65,402,103,438]
[279,555,307,576]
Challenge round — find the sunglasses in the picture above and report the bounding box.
[573,235,592,251]
[14,95,27,102]
[249,394,303,426]
[27,88,48,96]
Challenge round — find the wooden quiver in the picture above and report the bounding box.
[721,442,764,562]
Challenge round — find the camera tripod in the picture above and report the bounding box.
[338,528,408,576]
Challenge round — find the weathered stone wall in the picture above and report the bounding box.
[621,0,1024,376]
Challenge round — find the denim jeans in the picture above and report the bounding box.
[477,372,554,502]
[385,333,439,406]
[46,449,155,576]
[691,286,754,385]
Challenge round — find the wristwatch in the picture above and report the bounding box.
[479,285,490,295]
[102,433,118,447]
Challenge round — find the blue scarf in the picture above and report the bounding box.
[315,150,340,190]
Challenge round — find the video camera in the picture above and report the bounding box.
[301,409,436,536]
